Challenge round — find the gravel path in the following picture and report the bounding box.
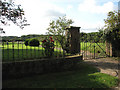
[83,57,120,89]
[84,57,119,77]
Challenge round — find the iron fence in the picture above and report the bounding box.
[80,34,108,60]
[1,40,65,62]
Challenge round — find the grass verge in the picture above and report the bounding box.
[3,63,119,88]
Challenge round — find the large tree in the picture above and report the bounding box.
[47,16,74,52]
[104,11,120,51]
[0,0,28,33]
[104,11,120,33]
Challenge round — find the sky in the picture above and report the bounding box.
[118,1,120,11]
[1,0,120,36]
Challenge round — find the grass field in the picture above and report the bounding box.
[3,63,119,88]
[2,42,63,62]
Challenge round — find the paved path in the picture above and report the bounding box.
[84,57,119,77]
[83,57,120,89]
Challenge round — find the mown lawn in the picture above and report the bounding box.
[2,42,63,62]
[3,63,119,88]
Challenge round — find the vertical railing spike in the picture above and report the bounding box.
[12,41,14,61]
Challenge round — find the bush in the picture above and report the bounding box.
[29,38,40,47]
[24,39,30,46]
[105,28,120,51]
[42,37,54,57]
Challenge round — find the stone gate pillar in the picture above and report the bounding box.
[105,41,112,57]
[66,26,81,54]
[106,41,120,57]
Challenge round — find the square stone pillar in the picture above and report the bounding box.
[105,41,112,57]
[106,41,120,57]
[66,26,81,54]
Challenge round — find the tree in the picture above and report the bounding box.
[104,11,120,33]
[47,16,74,52]
[80,30,105,43]
[104,11,120,51]
[0,0,29,33]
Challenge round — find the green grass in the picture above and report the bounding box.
[3,63,119,88]
[2,42,63,62]
[1,41,109,62]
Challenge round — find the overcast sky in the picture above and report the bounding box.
[1,0,119,36]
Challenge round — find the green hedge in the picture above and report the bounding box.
[24,39,29,46]
[29,38,40,47]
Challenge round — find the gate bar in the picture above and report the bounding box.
[96,43,109,57]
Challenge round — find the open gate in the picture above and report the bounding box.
[80,32,109,60]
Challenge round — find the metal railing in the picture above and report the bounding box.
[80,41,107,60]
[2,40,64,62]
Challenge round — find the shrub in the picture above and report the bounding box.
[24,39,30,46]
[42,37,55,57]
[29,38,40,46]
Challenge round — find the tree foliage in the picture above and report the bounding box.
[104,11,120,51]
[80,30,105,43]
[47,16,74,51]
[104,11,120,33]
[0,0,29,33]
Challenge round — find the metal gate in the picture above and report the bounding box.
[80,32,109,60]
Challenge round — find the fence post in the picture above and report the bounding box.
[94,45,95,59]
[12,41,14,61]
[2,41,4,61]
[7,41,9,60]
[18,41,19,60]
[22,41,23,59]
[26,42,28,59]
[63,49,65,57]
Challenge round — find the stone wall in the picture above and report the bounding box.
[2,55,83,80]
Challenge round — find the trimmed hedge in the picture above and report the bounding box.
[29,38,40,46]
[24,39,29,46]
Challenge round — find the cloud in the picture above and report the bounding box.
[71,17,105,33]
[119,1,120,11]
[78,0,114,14]
[3,0,118,36]
[45,9,65,17]
[3,0,66,36]
[67,5,73,9]
[44,4,65,17]
[96,0,119,3]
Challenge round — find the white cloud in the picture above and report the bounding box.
[67,5,73,9]
[2,0,118,36]
[119,1,120,11]
[96,0,119,3]
[78,0,114,14]
[3,0,66,36]
[71,18,105,33]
